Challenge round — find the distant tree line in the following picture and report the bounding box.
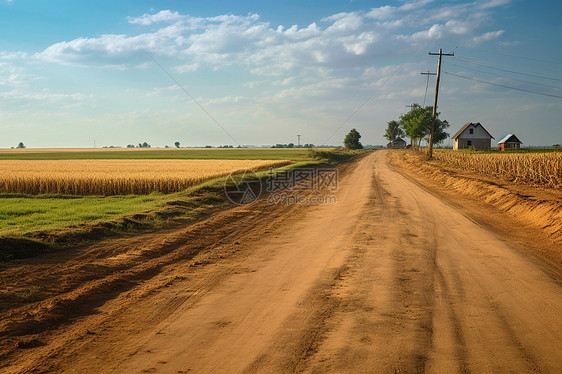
[271,143,315,148]
[127,142,151,148]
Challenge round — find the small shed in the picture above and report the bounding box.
[554,144,561,149]
[498,134,522,151]
[387,137,407,149]
[452,122,494,150]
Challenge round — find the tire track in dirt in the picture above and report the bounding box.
[299,154,439,373]
[0,160,361,373]
[3,151,562,373]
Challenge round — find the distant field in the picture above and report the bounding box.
[0,148,317,160]
[0,159,292,196]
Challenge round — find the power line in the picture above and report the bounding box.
[455,53,562,77]
[148,53,242,147]
[458,48,562,66]
[420,71,436,107]
[319,63,404,146]
[445,72,562,99]
[448,62,562,90]
[454,56,562,82]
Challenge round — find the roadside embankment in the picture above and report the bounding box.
[388,150,562,253]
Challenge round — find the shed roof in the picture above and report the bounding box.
[497,133,522,144]
[452,122,495,140]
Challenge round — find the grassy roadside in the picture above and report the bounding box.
[0,161,312,234]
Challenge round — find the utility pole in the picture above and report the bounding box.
[297,135,301,147]
[420,71,436,107]
[427,48,454,158]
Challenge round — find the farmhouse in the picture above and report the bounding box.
[452,122,494,150]
[498,134,522,151]
[387,137,407,149]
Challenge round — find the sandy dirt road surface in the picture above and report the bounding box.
[2,150,561,373]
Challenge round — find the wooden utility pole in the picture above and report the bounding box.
[420,71,436,107]
[427,49,454,158]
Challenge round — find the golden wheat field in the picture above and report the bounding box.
[433,150,562,187]
[0,159,292,195]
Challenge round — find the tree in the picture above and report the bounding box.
[175,141,180,148]
[17,142,25,149]
[344,129,363,150]
[399,105,449,149]
[426,119,450,146]
[400,104,429,149]
[384,120,405,142]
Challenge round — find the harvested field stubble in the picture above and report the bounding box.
[0,159,292,196]
[433,150,562,187]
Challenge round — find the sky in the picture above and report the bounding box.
[0,0,561,148]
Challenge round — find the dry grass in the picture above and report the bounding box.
[0,159,292,196]
[433,150,562,187]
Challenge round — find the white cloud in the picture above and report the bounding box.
[0,62,37,88]
[145,85,180,97]
[0,51,28,60]
[478,0,511,10]
[28,2,512,78]
[366,6,396,20]
[128,10,185,25]
[399,0,435,11]
[0,89,94,104]
[471,30,504,44]
[34,23,188,67]
[402,24,445,41]
[174,62,200,73]
[272,77,295,86]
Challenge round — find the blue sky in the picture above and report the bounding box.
[1,0,561,147]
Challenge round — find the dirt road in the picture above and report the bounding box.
[3,151,561,373]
